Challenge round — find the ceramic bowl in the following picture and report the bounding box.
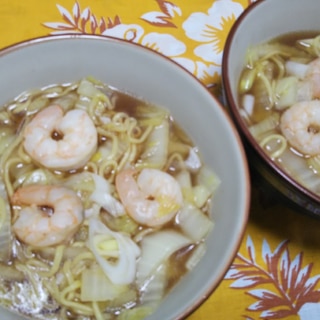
[0,34,250,319]
[222,0,320,218]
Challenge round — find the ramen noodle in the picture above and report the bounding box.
[0,77,220,319]
[238,32,320,196]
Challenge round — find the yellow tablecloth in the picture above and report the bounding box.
[1,1,320,319]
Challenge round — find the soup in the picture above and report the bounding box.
[238,32,320,196]
[0,77,219,319]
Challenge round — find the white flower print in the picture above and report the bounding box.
[298,303,320,320]
[141,0,182,27]
[102,24,144,42]
[102,24,186,57]
[171,59,221,84]
[42,1,225,88]
[141,32,186,57]
[182,0,244,65]
[102,24,202,75]
[102,24,221,84]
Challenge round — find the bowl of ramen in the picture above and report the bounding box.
[222,0,320,217]
[0,35,250,319]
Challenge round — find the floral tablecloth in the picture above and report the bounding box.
[2,0,320,319]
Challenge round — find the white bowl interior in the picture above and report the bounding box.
[0,36,250,320]
[226,0,320,106]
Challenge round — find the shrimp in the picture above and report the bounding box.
[23,104,98,171]
[280,100,320,156]
[11,185,84,247]
[115,168,183,227]
[304,57,320,99]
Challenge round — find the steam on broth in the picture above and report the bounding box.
[238,32,320,195]
[0,77,220,319]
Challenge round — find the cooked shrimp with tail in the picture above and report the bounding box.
[115,168,183,227]
[304,57,320,99]
[11,185,84,247]
[23,104,98,171]
[280,100,320,156]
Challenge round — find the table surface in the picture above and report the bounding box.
[1,1,320,319]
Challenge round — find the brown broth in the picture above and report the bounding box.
[274,31,320,46]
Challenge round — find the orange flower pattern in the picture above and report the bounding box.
[225,236,320,319]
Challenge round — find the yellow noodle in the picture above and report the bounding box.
[71,241,87,248]
[17,143,31,164]
[60,280,94,314]
[259,134,287,158]
[0,133,23,173]
[256,71,274,106]
[10,87,40,105]
[164,152,186,172]
[42,85,63,96]
[71,251,95,267]
[24,245,36,259]
[70,260,88,280]
[168,141,191,157]
[88,94,111,122]
[44,278,60,298]
[105,112,129,133]
[97,127,119,160]
[3,157,22,197]
[125,117,137,130]
[88,96,101,123]
[307,155,320,174]
[128,118,141,136]
[92,301,105,320]
[39,245,65,277]
[11,100,31,115]
[64,282,78,301]
[270,56,286,79]
[113,112,128,124]
[129,124,153,144]
[62,259,74,286]
[25,258,50,271]
[60,280,81,299]
[13,245,26,261]
[314,35,320,56]
[15,263,42,297]
[117,146,133,171]
[59,307,70,320]
[60,257,88,292]
[42,82,78,100]
[0,199,6,229]
[47,279,94,316]
[60,300,93,316]
[85,161,99,174]
[256,49,289,64]
[98,159,118,182]
[0,110,11,123]
[128,143,137,164]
